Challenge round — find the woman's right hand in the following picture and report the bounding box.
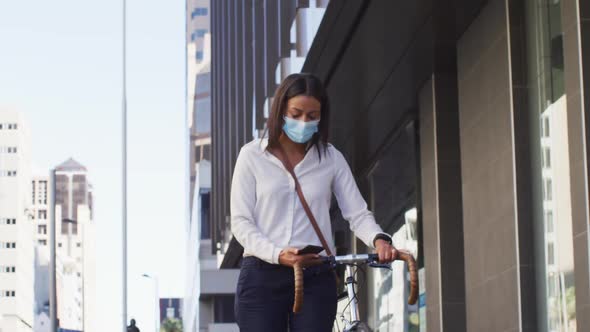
[278,247,323,268]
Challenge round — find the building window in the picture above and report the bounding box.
[543,147,551,168]
[38,239,47,246]
[0,242,16,249]
[58,243,62,248]
[38,225,47,234]
[76,242,81,248]
[544,117,550,137]
[547,242,555,266]
[526,0,576,329]
[0,218,16,225]
[200,192,211,240]
[191,29,207,41]
[196,51,204,61]
[38,210,47,219]
[191,7,208,19]
[546,211,554,233]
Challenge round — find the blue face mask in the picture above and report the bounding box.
[282,116,320,144]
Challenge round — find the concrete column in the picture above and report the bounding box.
[419,71,466,332]
[456,0,537,330]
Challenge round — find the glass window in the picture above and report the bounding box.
[196,51,204,61]
[200,191,210,240]
[526,0,576,330]
[546,211,554,233]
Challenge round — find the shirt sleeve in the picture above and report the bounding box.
[230,148,283,264]
[331,148,391,249]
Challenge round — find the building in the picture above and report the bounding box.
[52,159,96,332]
[185,1,240,331]
[31,174,51,332]
[159,298,183,323]
[206,0,590,331]
[0,109,35,332]
[185,1,331,331]
[188,0,212,209]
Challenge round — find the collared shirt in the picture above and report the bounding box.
[230,138,389,264]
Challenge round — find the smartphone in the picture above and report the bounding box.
[298,244,324,255]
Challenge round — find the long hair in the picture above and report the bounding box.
[264,73,330,158]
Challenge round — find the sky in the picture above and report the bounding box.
[0,1,187,331]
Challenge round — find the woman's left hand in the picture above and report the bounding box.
[374,239,399,264]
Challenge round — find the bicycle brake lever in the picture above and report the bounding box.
[368,262,392,270]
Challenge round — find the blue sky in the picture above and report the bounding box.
[0,1,186,331]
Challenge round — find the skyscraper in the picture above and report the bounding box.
[52,158,96,332]
[0,109,34,332]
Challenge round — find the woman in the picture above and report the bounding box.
[231,73,399,331]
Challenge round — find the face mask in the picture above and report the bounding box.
[282,116,319,144]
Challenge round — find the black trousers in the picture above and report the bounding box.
[234,256,337,332]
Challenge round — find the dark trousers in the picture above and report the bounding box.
[234,256,337,332]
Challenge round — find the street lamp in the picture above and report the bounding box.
[142,274,160,332]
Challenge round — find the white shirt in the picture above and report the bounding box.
[230,138,388,264]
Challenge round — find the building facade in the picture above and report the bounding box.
[204,0,590,331]
[184,1,330,331]
[0,109,34,332]
[52,159,96,332]
[32,174,51,332]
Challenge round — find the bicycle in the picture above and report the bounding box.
[292,252,418,332]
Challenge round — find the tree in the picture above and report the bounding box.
[161,317,183,332]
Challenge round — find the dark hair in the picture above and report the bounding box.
[264,73,330,157]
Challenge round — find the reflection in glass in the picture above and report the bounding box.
[364,121,422,331]
[526,0,576,331]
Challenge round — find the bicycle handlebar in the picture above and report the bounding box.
[292,252,418,313]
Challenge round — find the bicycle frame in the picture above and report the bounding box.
[341,264,362,331]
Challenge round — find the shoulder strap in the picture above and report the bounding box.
[274,144,333,256]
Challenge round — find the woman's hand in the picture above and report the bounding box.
[374,239,399,264]
[278,247,323,268]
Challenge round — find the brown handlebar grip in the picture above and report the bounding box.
[293,262,304,313]
[397,251,419,305]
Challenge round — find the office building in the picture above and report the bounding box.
[0,109,34,332]
[159,298,183,323]
[52,159,96,332]
[184,1,325,332]
[206,0,590,331]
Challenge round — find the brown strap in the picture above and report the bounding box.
[274,144,333,256]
